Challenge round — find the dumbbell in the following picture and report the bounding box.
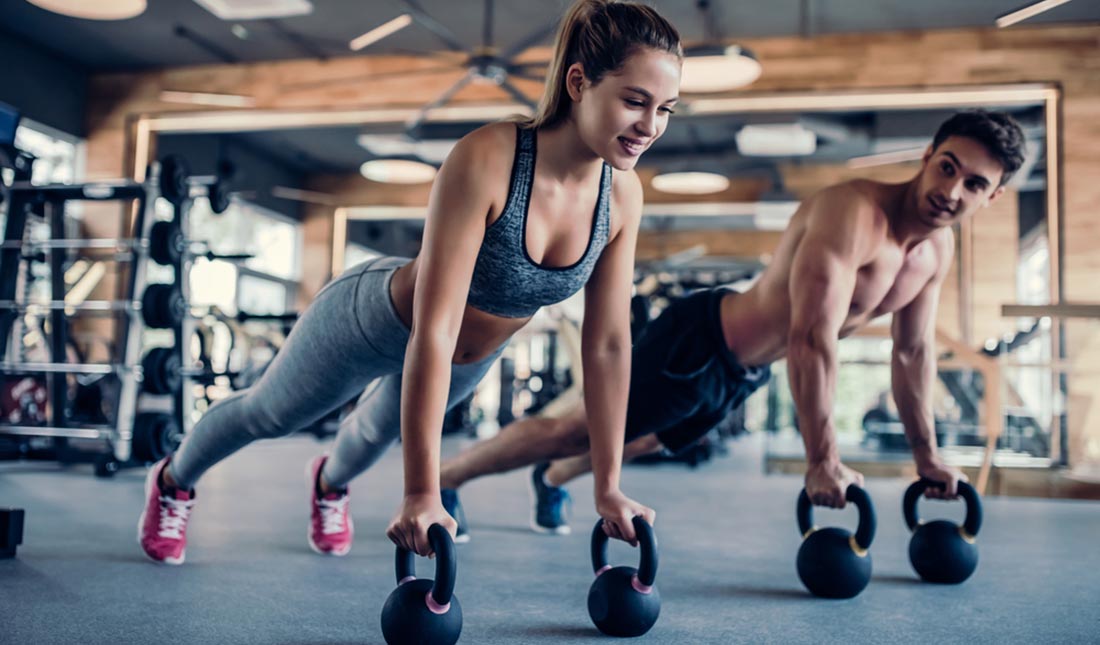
[0,283,187,331]
[380,524,462,645]
[1,508,25,559]
[148,220,254,266]
[903,478,983,584]
[140,346,236,394]
[795,485,877,599]
[587,516,661,637]
[131,412,182,463]
[158,155,236,213]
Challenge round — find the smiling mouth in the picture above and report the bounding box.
[927,196,955,217]
[618,137,646,156]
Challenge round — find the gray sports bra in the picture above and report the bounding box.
[466,125,612,318]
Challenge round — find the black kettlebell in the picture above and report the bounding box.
[587,516,660,637]
[380,523,462,645]
[903,478,983,584]
[796,485,877,599]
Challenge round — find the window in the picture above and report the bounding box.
[15,121,80,186]
[185,197,302,315]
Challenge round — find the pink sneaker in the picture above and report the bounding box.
[306,455,353,556]
[138,458,196,565]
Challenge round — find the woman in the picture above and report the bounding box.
[139,0,682,564]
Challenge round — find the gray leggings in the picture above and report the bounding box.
[168,256,502,490]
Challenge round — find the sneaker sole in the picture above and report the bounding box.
[137,461,186,565]
[527,470,571,536]
[305,457,352,557]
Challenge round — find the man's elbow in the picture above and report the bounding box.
[892,341,930,367]
[788,326,835,362]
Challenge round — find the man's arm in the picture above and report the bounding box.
[890,231,966,498]
[786,186,879,508]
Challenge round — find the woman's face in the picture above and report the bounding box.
[568,47,681,171]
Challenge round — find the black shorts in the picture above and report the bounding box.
[624,288,771,454]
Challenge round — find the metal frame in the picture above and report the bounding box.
[0,172,162,466]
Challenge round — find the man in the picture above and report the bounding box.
[434,110,1026,538]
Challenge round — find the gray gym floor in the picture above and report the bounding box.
[1,433,1097,645]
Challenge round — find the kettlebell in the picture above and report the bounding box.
[587,516,660,637]
[903,478,983,584]
[796,484,877,599]
[380,523,462,645]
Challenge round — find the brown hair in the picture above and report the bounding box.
[524,0,681,129]
[931,110,1027,187]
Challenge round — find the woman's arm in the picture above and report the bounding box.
[386,125,509,557]
[581,169,653,545]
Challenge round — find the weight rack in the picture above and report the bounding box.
[0,155,188,476]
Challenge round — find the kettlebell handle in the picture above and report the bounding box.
[796,484,877,551]
[902,478,983,537]
[394,523,457,607]
[590,516,658,588]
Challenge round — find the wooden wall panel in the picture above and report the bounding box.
[969,192,1020,345]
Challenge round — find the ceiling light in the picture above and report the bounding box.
[846,146,927,169]
[651,171,730,195]
[26,0,146,20]
[356,134,456,165]
[995,0,1074,28]
[350,14,413,51]
[360,159,437,184]
[735,123,816,157]
[680,45,761,93]
[752,200,800,231]
[192,0,312,21]
[160,91,256,108]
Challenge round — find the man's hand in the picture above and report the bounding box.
[916,457,966,499]
[805,459,865,508]
[595,489,656,546]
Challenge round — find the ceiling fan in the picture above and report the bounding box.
[287,0,557,133]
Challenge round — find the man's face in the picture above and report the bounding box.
[915,135,1007,228]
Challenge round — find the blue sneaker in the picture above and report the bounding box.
[440,488,470,544]
[529,462,572,535]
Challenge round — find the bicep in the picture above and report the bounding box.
[583,186,641,342]
[892,276,946,353]
[787,205,870,336]
[412,149,494,334]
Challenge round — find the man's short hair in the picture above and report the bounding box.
[931,110,1026,186]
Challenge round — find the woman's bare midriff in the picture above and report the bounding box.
[389,258,532,365]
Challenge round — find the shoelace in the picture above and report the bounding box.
[318,496,350,535]
[158,496,195,539]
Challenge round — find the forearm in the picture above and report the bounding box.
[891,346,940,466]
[400,333,455,496]
[787,335,840,465]
[582,341,631,496]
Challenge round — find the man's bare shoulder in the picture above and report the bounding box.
[801,180,888,234]
[929,226,956,277]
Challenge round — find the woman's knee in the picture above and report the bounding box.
[225,391,301,440]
